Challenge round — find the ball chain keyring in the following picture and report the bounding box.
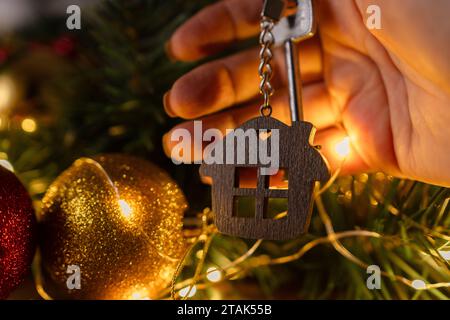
[258,16,275,117]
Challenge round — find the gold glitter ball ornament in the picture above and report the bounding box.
[39,154,187,299]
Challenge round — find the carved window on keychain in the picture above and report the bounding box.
[233,168,289,220]
[232,127,289,220]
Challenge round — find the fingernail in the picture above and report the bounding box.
[164,41,177,62]
[162,132,172,157]
[163,91,177,118]
[200,176,213,185]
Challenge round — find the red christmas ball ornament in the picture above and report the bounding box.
[51,36,76,57]
[0,165,36,299]
[0,48,9,64]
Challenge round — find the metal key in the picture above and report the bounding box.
[262,0,316,122]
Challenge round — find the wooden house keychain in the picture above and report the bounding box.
[200,0,330,240]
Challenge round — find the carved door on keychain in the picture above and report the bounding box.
[199,116,329,240]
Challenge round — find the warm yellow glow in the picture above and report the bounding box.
[131,291,150,300]
[0,159,14,172]
[358,174,368,183]
[411,279,426,290]
[438,250,450,261]
[108,125,126,136]
[344,191,352,201]
[0,75,16,112]
[206,267,222,283]
[30,179,47,194]
[274,211,288,220]
[334,136,351,159]
[259,131,272,140]
[375,172,386,181]
[179,285,196,298]
[118,199,132,218]
[196,250,204,259]
[21,118,37,133]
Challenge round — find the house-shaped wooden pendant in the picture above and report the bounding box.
[200,116,330,240]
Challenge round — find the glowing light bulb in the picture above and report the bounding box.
[206,267,222,283]
[411,279,426,290]
[196,250,204,259]
[179,285,196,298]
[334,136,351,159]
[130,290,150,300]
[0,75,16,112]
[438,250,450,261]
[358,173,368,183]
[0,159,14,172]
[118,199,132,218]
[21,118,37,133]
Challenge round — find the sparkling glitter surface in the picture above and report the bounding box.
[0,166,36,299]
[39,154,187,299]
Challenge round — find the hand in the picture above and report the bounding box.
[162,0,450,187]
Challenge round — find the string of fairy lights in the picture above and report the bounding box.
[166,170,450,300]
[163,149,450,299]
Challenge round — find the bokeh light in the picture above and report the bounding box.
[334,136,351,159]
[206,267,222,283]
[179,285,197,298]
[118,199,132,218]
[21,118,37,133]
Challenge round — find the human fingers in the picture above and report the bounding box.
[164,38,323,119]
[163,83,337,163]
[167,0,262,61]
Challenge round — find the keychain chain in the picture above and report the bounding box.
[258,17,275,117]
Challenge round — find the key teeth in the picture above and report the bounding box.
[261,0,286,21]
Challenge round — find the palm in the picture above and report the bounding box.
[319,0,449,185]
[163,0,450,186]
